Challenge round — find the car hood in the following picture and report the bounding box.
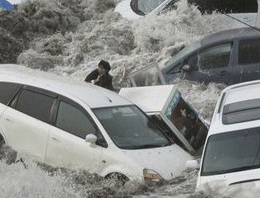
[122,144,192,180]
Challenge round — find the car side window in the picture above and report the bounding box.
[239,39,260,65]
[183,53,199,71]
[56,101,97,139]
[198,43,232,70]
[0,82,22,105]
[15,89,55,123]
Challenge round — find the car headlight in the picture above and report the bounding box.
[143,168,165,184]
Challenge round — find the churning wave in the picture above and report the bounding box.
[0,0,256,197]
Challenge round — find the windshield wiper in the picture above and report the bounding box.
[127,142,172,149]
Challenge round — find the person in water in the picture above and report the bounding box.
[85,60,114,91]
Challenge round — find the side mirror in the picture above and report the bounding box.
[85,134,97,144]
[186,159,200,170]
[182,64,192,72]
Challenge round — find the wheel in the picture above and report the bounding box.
[0,135,6,161]
[105,173,129,187]
[0,135,18,165]
[0,135,5,148]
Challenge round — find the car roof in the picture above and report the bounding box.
[201,27,260,46]
[0,64,132,108]
[209,80,260,135]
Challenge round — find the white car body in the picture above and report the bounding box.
[194,80,260,190]
[0,64,192,183]
[114,0,173,20]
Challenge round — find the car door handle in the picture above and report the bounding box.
[51,137,61,142]
[219,71,227,75]
[5,117,12,122]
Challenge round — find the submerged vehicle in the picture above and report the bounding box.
[115,0,259,22]
[0,64,193,184]
[187,80,260,191]
[161,27,260,85]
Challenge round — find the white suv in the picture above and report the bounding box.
[0,64,192,184]
[188,80,260,191]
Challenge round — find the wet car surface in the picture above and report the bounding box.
[161,27,260,85]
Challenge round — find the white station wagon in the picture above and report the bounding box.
[187,80,260,191]
[0,64,192,184]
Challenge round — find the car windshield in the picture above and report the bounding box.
[130,0,168,15]
[201,127,260,176]
[164,40,201,69]
[93,105,172,149]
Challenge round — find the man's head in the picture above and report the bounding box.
[98,60,111,74]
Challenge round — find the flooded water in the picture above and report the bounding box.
[0,0,258,197]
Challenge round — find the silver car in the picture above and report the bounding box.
[161,27,260,85]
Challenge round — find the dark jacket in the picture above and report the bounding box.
[85,69,99,82]
[94,73,114,90]
[85,69,114,91]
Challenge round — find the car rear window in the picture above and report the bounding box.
[239,39,260,65]
[0,82,22,105]
[222,98,260,124]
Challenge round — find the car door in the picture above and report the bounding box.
[185,42,240,84]
[45,96,105,173]
[0,86,56,162]
[237,38,260,82]
[168,42,237,84]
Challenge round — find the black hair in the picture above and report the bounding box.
[98,60,111,72]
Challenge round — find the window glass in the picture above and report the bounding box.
[202,127,260,176]
[93,105,171,149]
[16,89,55,123]
[184,53,199,71]
[129,63,164,86]
[168,53,199,74]
[198,43,231,70]
[0,82,21,105]
[239,39,260,64]
[56,101,96,139]
[164,40,201,69]
[131,0,166,15]
[168,61,183,74]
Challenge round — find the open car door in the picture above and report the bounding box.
[129,62,166,87]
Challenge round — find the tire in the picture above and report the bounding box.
[0,135,18,165]
[0,135,6,161]
[105,173,129,186]
[0,135,5,148]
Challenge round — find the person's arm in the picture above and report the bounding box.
[85,69,99,82]
[95,74,114,90]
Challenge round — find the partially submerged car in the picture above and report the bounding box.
[187,80,260,191]
[0,64,193,184]
[115,0,258,21]
[161,27,260,85]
